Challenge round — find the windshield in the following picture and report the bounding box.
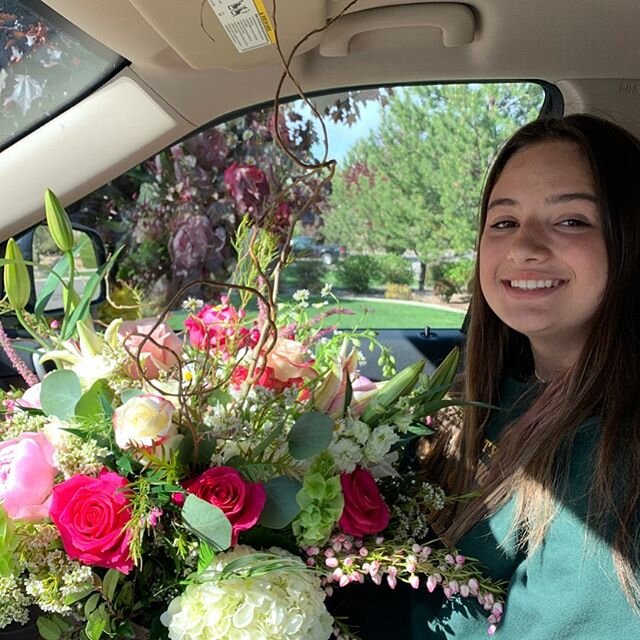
[0,0,124,149]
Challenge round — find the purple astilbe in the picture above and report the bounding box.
[0,321,39,387]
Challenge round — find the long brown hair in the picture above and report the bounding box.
[442,114,640,604]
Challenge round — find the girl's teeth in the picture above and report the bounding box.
[510,280,559,289]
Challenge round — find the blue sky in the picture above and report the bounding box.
[302,100,383,164]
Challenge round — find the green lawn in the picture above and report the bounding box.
[169,297,463,331]
[329,298,463,329]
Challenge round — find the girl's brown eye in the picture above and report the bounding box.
[490,220,517,229]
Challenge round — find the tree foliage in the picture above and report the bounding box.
[323,84,545,284]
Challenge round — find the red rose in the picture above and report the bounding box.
[339,466,390,538]
[50,472,134,574]
[183,466,266,544]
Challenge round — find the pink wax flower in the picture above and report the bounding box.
[0,432,56,521]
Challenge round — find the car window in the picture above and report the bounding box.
[0,0,124,150]
[70,82,548,329]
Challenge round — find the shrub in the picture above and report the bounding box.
[336,255,381,293]
[384,283,412,300]
[285,260,328,294]
[442,258,475,293]
[433,279,457,303]
[376,254,414,286]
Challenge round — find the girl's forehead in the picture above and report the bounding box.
[492,141,595,196]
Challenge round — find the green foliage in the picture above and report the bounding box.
[284,259,328,294]
[0,505,16,577]
[336,255,381,293]
[376,253,414,285]
[98,281,143,324]
[441,258,475,292]
[325,83,544,270]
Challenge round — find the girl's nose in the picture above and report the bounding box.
[506,222,550,263]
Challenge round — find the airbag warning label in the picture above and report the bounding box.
[208,0,276,53]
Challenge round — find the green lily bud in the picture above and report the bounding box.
[44,189,74,252]
[3,238,31,310]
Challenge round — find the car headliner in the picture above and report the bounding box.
[2,0,640,239]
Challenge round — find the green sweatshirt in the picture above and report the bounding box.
[410,378,640,639]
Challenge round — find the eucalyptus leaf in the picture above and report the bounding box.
[287,412,334,460]
[258,476,302,529]
[182,494,232,551]
[120,389,145,404]
[40,369,82,420]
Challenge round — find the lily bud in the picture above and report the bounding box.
[44,189,74,252]
[3,238,31,310]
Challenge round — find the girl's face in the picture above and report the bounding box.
[479,141,608,366]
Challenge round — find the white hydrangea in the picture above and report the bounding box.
[363,424,400,464]
[161,546,333,640]
[328,438,363,473]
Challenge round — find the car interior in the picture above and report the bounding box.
[1,0,639,383]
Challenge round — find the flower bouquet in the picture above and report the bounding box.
[0,189,505,640]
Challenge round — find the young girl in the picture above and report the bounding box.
[411,114,640,638]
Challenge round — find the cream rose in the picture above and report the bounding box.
[265,338,316,382]
[113,394,176,450]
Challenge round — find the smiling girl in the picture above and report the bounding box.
[412,114,640,638]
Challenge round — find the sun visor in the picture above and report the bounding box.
[127,0,327,70]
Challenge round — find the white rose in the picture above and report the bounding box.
[113,394,176,450]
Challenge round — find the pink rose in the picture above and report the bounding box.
[50,472,134,574]
[183,467,266,544]
[0,432,56,521]
[119,319,182,380]
[339,466,390,538]
[184,299,256,354]
[265,337,316,384]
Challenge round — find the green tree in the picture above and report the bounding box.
[324,83,544,289]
